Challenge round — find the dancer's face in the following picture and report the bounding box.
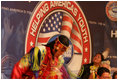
[53,38,68,57]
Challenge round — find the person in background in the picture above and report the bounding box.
[97,67,111,79]
[112,71,117,79]
[100,60,111,72]
[77,53,104,79]
[11,35,70,79]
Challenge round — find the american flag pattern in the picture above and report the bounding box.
[70,24,82,54]
[37,12,82,54]
[61,13,73,38]
[38,12,62,45]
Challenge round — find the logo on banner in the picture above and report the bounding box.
[106,1,117,21]
[1,55,17,78]
[25,1,91,75]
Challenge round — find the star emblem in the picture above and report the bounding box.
[84,58,87,63]
[30,41,33,47]
[85,47,88,52]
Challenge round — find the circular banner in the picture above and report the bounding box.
[25,1,92,76]
[106,1,117,21]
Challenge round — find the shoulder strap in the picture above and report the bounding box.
[37,46,46,65]
[30,46,47,71]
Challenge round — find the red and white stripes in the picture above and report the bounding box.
[61,13,73,38]
[70,24,82,54]
[61,13,82,54]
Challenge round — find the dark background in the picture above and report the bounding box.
[1,1,117,79]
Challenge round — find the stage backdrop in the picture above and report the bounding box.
[1,1,117,79]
